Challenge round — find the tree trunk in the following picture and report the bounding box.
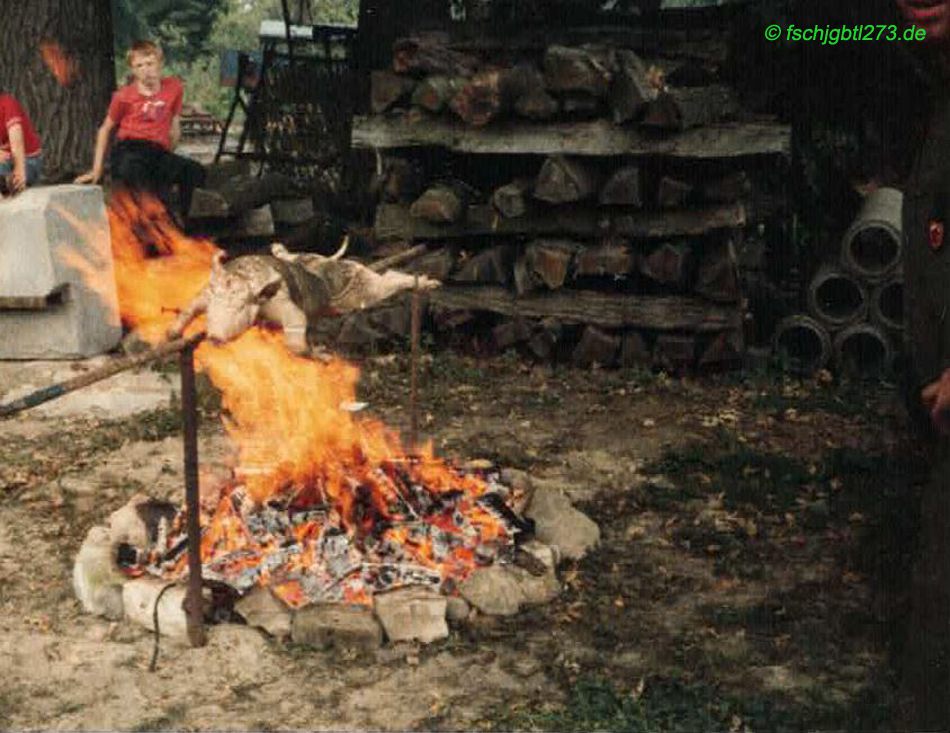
[0,0,116,181]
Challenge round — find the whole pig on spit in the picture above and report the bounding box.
[166,237,440,356]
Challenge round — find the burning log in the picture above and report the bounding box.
[533,155,600,204]
[572,325,620,367]
[542,44,613,97]
[642,85,740,131]
[188,172,294,220]
[371,70,416,114]
[599,166,643,207]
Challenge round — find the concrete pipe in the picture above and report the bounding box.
[806,263,869,329]
[773,314,833,375]
[869,274,904,334]
[833,322,894,382]
[840,187,903,283]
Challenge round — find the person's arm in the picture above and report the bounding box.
[8,123,27,193]
[169,114,181,150]
[74,116,116,184]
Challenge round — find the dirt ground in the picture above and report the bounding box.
[0,346,924,731]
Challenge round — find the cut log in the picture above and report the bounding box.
[695,240,741,303]
[514,86,558,121]
[453,246,513,284]
[572,325,620,367]
[351,116,793,159]
[542,45,613,97]
[639,242,693,287]
[652,333,696,372]
[410,184,467,223]
[527,318,562,360]
[448,66,537,127]
[656,176,693,209]
[620,331,651,368]
[524,239,579,289]
[493,318,533,350]
[609,49,657,124]
[513,254,541,297]
[701,171,751,204]
[429,287,743,332]
[599,166,642,207]
[271,198,315,227]
[698,329,744,369]
[378,157,425,203]
[560,93,602,117]
[642,85,740,131]
[371,70,416,114]
[374,202,747,241]
[533,155,599,204]
[411,75,464,113]
[574,240,637,278]
[405,247,457,280]
[392,34,481,77]
[492,178,533,219]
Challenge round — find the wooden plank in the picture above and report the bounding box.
[352,116,791,159]
[428,286,741,332]
[375,201,746,241]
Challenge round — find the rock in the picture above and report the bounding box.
[507,564,560,607]
[519,539,559,570]
[122,578,190,641]
[525,487,600,560]
[72,525,125,620]
[291,604,383,651]
[459,566,524,616]
[108,494,176,551]
[445,595,471,622]
[373,586,448,644]
[234,586,292,639]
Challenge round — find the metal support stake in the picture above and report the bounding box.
[180,341,207,648]
[409,275,421,452]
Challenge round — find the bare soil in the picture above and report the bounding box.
[0,348,921,731]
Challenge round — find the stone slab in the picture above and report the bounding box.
[291,604,383,651]
[373,586,448,644]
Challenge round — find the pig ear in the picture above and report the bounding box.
[211,251,226,276]
[254,276,282,304]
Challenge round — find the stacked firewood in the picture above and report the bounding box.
[345,31,791,371]
[773,188,903,381]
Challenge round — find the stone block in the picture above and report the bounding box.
[459,566,524,616]
[122,577,189,641]
[0,185,121,358]
[291,604,383,651]
[72,525,125,620]
[234,586,292,639]
[525,486,600,561]
[373,586,448,644]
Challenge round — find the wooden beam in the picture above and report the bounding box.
[352,116,791,159]
[428,286,741,332]
[375,201,746,241]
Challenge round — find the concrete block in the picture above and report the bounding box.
[373,586,448,644]
[122,577,189,641]
[0,185,121,358]
[291,603,383,651]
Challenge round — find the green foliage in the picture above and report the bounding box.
[112,0,227,64]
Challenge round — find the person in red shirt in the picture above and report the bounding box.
[0,92,42,194]
[75,40,205,218]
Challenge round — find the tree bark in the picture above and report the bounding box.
[0,0,116,181]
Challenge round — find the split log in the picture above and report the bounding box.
[453,245,513,284]
[542,45,613,97]
[513,254,541,297]
[572,325,620,367]
[560,93,602,117]
[392,35,481,77]
[698,330,744,369]
[411,75,464,113]
[428,287,743,332]
[806,264,868,329]
[377,157,425,203]
[773,315,832,375]
[574,240,637,278]
[351,116,793,159]
[405,247,457,280]
[410,184,467,223]
[609,49,657,124]
[371,70,416,114]
[514,86,558,121]
[639,242,692,287]
[492,178,533,219]
[449,67,536,127]
[493,318,533,350]
[652,333,696,372]
[375,202,746,241]
[656,176,693,209]
[271,198,315,227]
[524,239,579,289]
[527,318,562,360]
[620,331,651,368]
[533,155,599,204]
[599,166,642,207]
[642,85,740,131]
[833,323,893,382]
[694,240,741,303]
[701,171,751,204]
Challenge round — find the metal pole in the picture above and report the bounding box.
[409,275,421,452]
[179,341,207,648]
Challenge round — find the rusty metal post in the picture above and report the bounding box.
[409,275,421,452]
[179,341,207,648]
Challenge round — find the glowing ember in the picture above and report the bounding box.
[86,192,527,607]
[39,40,79,86]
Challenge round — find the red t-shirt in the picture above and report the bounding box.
[108,76,183,151]
[0,94,42,157]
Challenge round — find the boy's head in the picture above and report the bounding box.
[895,0,950,44]
[126,41,163,86]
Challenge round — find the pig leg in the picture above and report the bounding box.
[166,289,209,340]
[348,269,439,309]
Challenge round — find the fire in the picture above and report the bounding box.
[39,40,79,87]
[88,192,521,606]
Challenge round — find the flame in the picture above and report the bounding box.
[39,40,79,86]
[83,192,513,605]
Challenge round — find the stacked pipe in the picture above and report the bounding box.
[774,188,903,381]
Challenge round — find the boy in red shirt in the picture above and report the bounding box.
[75,40,205,218]
[0,92,42,194]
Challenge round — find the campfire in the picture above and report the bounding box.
[69,192,596,643]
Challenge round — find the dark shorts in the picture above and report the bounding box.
[110,139,205,217]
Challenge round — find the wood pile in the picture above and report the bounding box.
[346,28,791,372]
